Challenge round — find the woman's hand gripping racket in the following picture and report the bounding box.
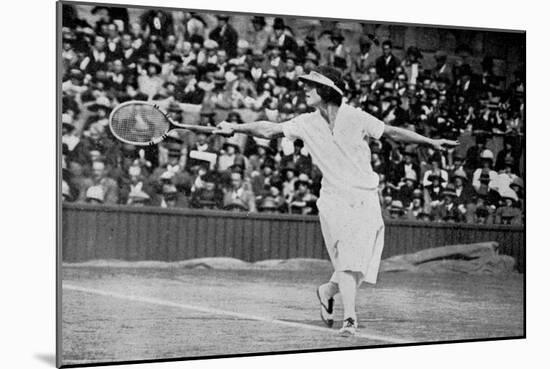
[109,100,233,146]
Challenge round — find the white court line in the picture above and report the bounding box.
[63,283,410,344]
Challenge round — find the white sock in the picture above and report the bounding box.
[336,271,360,322]
[319,281,339,300]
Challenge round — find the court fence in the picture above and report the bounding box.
[61,203,525,272]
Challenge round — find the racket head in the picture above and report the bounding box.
[109,101,171,146]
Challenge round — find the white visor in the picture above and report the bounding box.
[298,71,344,95]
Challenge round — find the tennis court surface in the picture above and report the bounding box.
[61,263,524,366]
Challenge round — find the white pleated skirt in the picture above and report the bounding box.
[317,187,385,284]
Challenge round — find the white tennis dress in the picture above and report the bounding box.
[281,103,385,284]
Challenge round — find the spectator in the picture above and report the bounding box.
[289,174,318,215]
[218,138,246,172]
[472,149,498,190]
[247,16,271,53]
[191,171,224,209]
[398,172,418,206]
[271,17,298,58]
[422,154,449,188]
[406,189,425,221]
[222,170,257,212]
[174,65,205,104]
[432,50,454,86]
[433,184,461,222]
[402,46,423,86]
[258,184,286,213]
[388,200,406,220]
[209,15,239,58]
[451,169,476,206]
[78,160,119,204]
[85,185,105,204]
[475,172,501,207]
[280,139,312,176]
[375,40,400,82]
[424,174,445,211]
[138,61,163,98]
[494,188,522,225]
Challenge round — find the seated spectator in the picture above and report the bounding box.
[475,172,501,207]
[258,184,286,213]
[85,185,105,204]
[222,170,257,212]
[387,200,406,220]
[78,160,119,204]
[258,196,282,214]
[289,174,318,215]
[494,188,522,225]
[492,157,520,195]
[398,172,418,206]
[495,137,521,173]
[451,169,476,206]
[158,184,187,208]
[447,151,466,175]
[401,146,420,180]
[174,65,205,104]
[405,189,425,221]
[127,187,151,207]
[280,139,312,176]
[191,171,223,210]
[120,164,153,205]
[138,61,163,98]
[472,149,498,190]
[250,159,277,198]
[432,184,460,222]
[423,153,448,188]
[424,173,444,210]
[281,162,299,201]
[386,148,405,187]
[218,138,246,172]
[474,204,495,225]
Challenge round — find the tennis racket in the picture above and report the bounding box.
[109,101,231,146]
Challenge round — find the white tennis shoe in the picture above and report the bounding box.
[316,286,334,328]
[339,317,358,337]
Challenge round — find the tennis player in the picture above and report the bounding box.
[215,66,458,336]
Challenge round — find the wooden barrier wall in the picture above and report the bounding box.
[61,203,525,272]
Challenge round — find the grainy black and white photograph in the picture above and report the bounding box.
[57,0,526,367]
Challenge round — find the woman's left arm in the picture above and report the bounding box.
[383,125,458,150]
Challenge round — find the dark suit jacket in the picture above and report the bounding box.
[209,25,239,58]
[375,54,400,81]
[280,154,312,176]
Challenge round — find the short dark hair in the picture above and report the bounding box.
[314,66,344,106]
[382,40,392,48]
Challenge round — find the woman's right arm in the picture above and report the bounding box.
[215,120,284,139]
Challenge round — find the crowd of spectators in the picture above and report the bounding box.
[61,5,525,225]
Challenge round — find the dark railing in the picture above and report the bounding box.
[61,203,525,272]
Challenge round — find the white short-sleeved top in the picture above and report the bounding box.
[281,103,385,191]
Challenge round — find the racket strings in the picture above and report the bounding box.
[110,104,170,144]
